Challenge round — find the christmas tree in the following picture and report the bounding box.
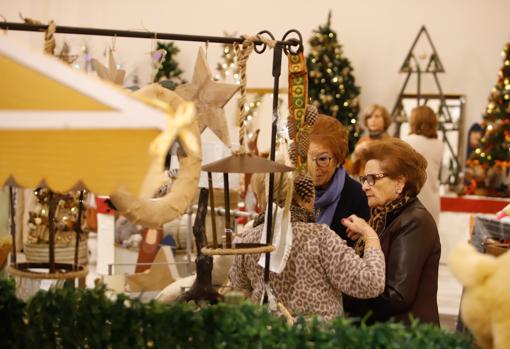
[307,11,361,152]
[215,34,241,83]
[153,41,186,90]
[467,42,510,196]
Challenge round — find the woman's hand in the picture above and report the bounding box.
[341,214,377,242]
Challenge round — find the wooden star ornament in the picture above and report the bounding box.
[175,47,240,147]
[92,49,126,85]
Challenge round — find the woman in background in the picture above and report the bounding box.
[349,104,392,177]
[402,106,444,226]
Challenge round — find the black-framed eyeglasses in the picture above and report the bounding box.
[311,153,334,168]
[359,173,387,186]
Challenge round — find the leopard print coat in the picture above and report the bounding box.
[228,222,385,320]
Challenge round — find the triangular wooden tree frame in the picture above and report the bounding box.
[391,25,461,182]
[399,26,445,73]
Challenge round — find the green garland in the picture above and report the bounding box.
[0,275,471,348]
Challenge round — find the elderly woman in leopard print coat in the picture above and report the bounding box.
[228,172,386,320]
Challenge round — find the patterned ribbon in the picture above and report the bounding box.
[287,52,308,172]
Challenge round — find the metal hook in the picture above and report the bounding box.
[254,30,275,54]
[281,29,303,55]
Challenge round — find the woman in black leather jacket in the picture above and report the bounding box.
[341,138,441,325]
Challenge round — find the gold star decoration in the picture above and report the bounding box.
[175,47,240,147]
[91,49,126,85]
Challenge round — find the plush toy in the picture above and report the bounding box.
[449,243,510,349]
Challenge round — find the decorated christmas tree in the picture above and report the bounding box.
[466,42,510,196]
[307,11,361,152]
[215,34,240,83]
[153,41,186,90]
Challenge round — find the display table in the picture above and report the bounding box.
[438,194,509,264]
[440,195,509,214]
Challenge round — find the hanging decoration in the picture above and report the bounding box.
[287,51,317,202]
[152,41,186,90]
[92,49,126,85]
[110,84,202,228]
[175,47,240,147]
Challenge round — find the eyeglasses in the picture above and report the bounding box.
[311,153,334,168]
[359,173,387,186]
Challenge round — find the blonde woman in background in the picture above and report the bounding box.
[402,106,444,226]
[349,104,392,177]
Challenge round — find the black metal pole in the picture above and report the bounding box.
[9,186,16,266]
[223,173,232,247]
[0,22,300,47]
[74,190,84,270]
[48,191,57,273]
[262,42,283,303]
[417,68,421,106]
[207,172,218,248]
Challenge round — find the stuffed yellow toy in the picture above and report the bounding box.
[449,243,510,349]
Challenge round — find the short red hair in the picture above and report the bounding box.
[360,138,427,196]
[309,114,349,164]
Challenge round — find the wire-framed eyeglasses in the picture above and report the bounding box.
[359,173,388,186]
[311,153,334,168]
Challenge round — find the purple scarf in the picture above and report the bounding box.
[314,167,346,225]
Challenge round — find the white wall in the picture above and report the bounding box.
[1,0,509,153]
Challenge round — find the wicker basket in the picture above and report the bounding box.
[484,238,509,257]
[24,239,88,264]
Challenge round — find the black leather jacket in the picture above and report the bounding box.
[344,198,441,325]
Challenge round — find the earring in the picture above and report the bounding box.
[395,186,402,194]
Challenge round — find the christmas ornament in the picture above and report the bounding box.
[287,51,318,201]
[92,49,126,85]
[110,84,202,228]
[294,173,314,202]
[152,41,186,89]
[175,47,240,147]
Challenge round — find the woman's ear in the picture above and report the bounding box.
[396,176,406,194]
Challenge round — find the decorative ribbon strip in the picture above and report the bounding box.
[287,52,309,173]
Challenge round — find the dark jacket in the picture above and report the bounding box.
[329,175,370,246]
[344,198,441,325]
